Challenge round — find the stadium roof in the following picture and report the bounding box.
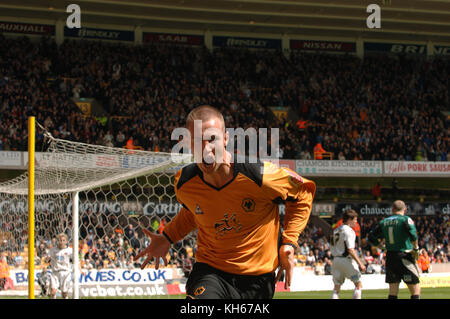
[1,0,450,43]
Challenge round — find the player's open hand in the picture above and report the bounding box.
[134,229,170,270]
[276,244,296,289]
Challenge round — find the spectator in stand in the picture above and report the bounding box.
[116,131,126,147]
[1,35,448,160]
[126,137,135,151]
[130,233,141,251]
[366,259,382,274]
[124,224,135,241]
[313,142,326,160]
[0,254,11,290]
[306,250,316,266]
[323,256,332,275]
[364,250,374,265]
[371,183,382,200]
[300,242,310,256]
[417,249,432,273]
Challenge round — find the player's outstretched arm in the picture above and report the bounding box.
[134,229,170,270]
[135,207,196,269]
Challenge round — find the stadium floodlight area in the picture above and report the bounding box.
[0,120,192,298]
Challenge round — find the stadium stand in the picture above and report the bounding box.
[1,35,448,162]
[0,34,448,280]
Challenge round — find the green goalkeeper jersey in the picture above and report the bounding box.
[369,214,418,252]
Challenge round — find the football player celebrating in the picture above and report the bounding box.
[135,105,316,299]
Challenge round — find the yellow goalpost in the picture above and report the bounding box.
[28,116,35,299]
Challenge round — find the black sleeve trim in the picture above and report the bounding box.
[176,163,200,191]
[181,202,191,212]
[273,195,298,204]
[162,231,174,244]
[234,160,264,187]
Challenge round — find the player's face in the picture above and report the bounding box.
[188,117,228,175]
[57,236,67,249]
[348,217,358,228]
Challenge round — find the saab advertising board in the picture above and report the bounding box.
[291,40,356,53]
[143,32,204,45]
[64,26,134,42]
[364,42,427,55]
[213,36,282,49]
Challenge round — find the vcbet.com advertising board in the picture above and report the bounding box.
[11,268,183,297]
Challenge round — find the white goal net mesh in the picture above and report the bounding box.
[0,124,194,298]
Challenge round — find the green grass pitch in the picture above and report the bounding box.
[142,287,450,299]
[273,287,450,299]
[1,287,448,299]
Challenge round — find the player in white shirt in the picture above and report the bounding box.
[47,233,73,299]
[330,209,366,299]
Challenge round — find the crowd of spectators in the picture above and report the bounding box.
[1,209,447,279]
[0,35,448,161]
[0,34,449,281]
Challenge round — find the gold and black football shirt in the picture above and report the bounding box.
[163,160,316,275]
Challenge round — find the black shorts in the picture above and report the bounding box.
[185,262,276,299]
[385,251,420,285]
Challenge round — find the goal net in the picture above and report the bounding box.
[0,124,193,298]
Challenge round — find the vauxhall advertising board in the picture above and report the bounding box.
[0,21,55,35]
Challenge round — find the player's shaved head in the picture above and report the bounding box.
[186,105,225,132]
[392,200,406,214]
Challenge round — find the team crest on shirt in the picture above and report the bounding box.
[194,286,205,296]
[214,213,242,238]
[284,168,304,187]
[241,198,255,212]
[195,204,204,215]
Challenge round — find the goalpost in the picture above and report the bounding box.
[0,118,192,299]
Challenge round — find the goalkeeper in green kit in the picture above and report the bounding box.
[368,200,420,299]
